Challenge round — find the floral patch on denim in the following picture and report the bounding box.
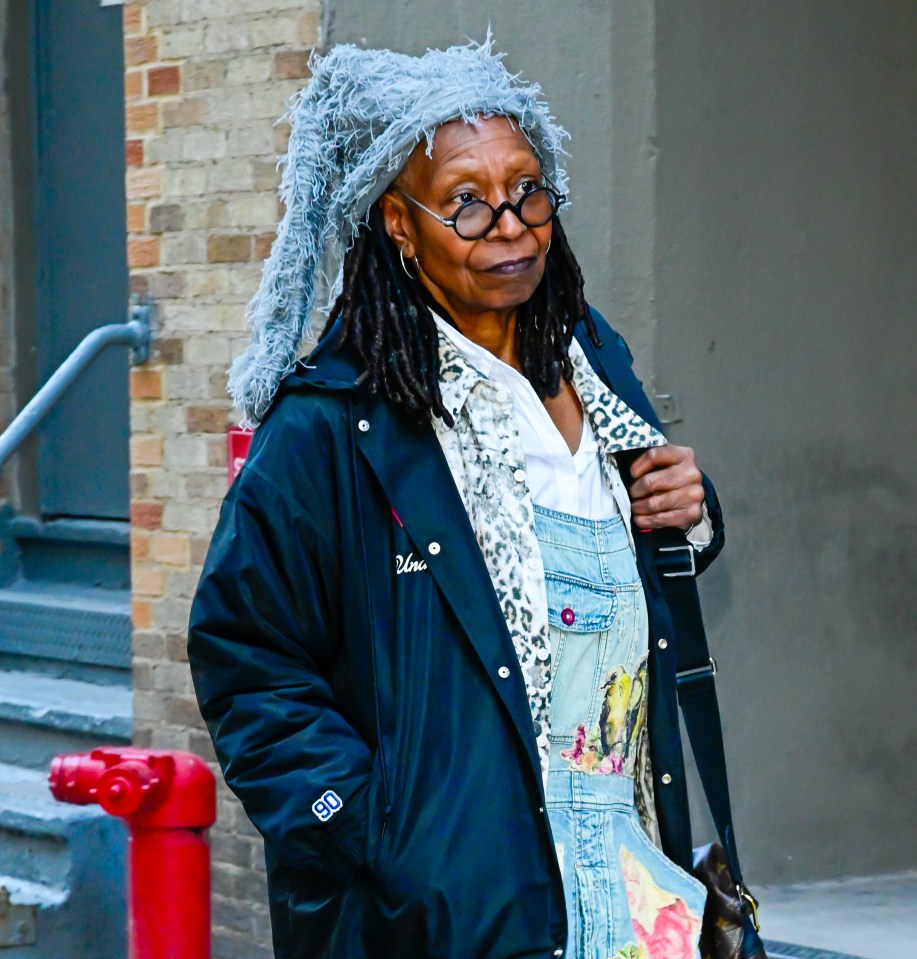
[558,654,658,841]
[560,656,648,776]
[620,847,703,959]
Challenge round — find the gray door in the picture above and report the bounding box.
[31,0,129,519]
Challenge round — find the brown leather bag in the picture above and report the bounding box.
[693,842,767,959]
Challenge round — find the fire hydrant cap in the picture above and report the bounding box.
[98,763,159,817]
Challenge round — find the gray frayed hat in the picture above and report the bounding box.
[230,34,571,426]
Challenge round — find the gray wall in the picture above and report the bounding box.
[326,0,917,883]
[654,2,917,882]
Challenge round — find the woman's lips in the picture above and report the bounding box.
[484,256,537,276]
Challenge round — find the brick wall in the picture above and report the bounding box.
[0,0,15,503]
[124,3,321,955]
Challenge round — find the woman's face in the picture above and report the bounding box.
[380,116,553,328]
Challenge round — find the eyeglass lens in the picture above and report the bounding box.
[454,188,559,239]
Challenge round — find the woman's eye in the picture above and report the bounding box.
[452,192,478,205]
[516,178,540,195]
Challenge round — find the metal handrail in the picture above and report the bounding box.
[0,299,152,472]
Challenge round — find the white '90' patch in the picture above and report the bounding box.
[311,790,343,822]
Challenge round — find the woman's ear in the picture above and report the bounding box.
[378,192,415,259]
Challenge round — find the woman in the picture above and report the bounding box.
[189,38,723,959]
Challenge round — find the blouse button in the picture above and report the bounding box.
[496,389,509,403]
[661,773,673,785]
[526,557,540,571]
[536,647,550,661]
[657,638,669,650]
[428,541,441,556]
[513,468,526,483]
[561,607,575,626]
[497,666,511,679]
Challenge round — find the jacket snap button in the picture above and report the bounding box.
[661,773,673,785]
[428,541,441,556]
[657,637,668,649]
[497,666,510,679]
[561,607,575,626]
[357,419,370,432]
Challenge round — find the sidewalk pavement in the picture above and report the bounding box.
[759,871,917,959]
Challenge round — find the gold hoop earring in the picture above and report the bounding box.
[399,247,419,280]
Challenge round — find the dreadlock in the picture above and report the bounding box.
[326,204,601,427]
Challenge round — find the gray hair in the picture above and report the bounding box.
[229,34,570,426]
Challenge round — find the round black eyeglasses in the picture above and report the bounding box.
[397,185,566,241]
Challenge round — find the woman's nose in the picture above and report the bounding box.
[487,200,528,241]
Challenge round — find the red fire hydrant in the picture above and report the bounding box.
[49,747,216,959]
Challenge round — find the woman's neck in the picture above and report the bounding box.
[453,312,519,370]
[421,284,521,371]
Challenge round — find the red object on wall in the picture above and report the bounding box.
[49,748,216,959]
[227,426,253,486]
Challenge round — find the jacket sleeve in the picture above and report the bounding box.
[188,453,373,885]
[585,307,725,575]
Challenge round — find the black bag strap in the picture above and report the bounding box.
[652,527,745,882]
[654,528,768,953]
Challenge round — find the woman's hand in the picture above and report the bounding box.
[629,445,705,532]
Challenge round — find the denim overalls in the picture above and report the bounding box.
[534,505,707,959]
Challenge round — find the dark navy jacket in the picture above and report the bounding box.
[188,308,724,959]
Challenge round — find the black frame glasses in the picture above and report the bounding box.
[397,182,567,240]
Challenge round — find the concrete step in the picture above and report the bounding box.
[0,763,126,957]
[6,516,130,592]
[0,763,96,888]
[0,518,130,955]
[0,580,131,669]
[0,669,131,770]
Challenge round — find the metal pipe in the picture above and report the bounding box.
[0,318,149,472]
